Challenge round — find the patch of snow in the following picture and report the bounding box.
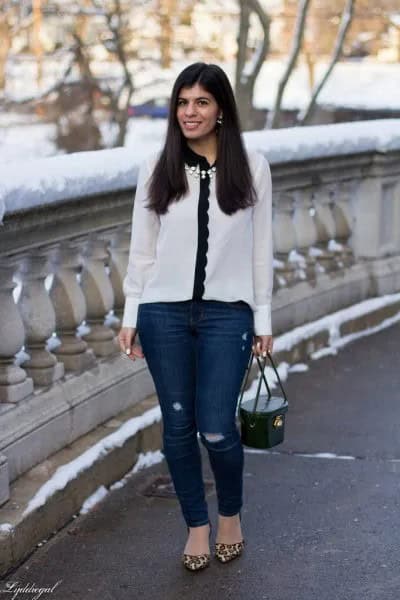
[288,363,309,373]
[273,258,285,268]
[80,485,109,515]
[309,246,324,256]
[244,448,357,459]
[328,239,344,251]
[22,404,162,516]
[274,291,400,355]
[109,450,164,491]
[288,249,306,264]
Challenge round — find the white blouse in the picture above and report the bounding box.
[122,145,274,335]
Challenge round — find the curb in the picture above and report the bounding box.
[0,395,162,577]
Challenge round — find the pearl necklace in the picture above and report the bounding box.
[184,163,216,180]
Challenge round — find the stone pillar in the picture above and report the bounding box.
[17,249,64,387]
[331,182,354,267]
[0,454,10,507]
[80,235,119,357]
[49,242,96,372]
[0,259,33,403]
[273,192,297,287]
[292,188,317,280]
[311,186,337,273]
[349,177,380,258]
[106,225,131,333]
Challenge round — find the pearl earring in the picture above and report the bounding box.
[216,115,223,125]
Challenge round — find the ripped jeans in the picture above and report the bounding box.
[136,299,254,527]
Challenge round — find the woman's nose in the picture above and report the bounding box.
[185,102,196,116]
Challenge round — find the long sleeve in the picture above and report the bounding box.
[252,153,274,336]
[121,156,160,328]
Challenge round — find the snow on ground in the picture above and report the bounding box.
[0,289,396,527]
[0,121,59,164]
[252,59,400,112]
[2,118,400,223]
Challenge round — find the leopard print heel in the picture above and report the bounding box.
[214,511,244,563]
[182,552,211,571]
[214,539,245,563]
[182,522,212,572]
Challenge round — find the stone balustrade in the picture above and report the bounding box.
[1,120,400,507]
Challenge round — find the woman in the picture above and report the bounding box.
[118,62,274,572]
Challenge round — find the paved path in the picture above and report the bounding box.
[3,323,400,600]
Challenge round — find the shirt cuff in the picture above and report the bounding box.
[253,304,272,336]
[121,297,140,328]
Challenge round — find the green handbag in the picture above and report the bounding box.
[238,350,289,449]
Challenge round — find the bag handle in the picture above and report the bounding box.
[238,350,288,417]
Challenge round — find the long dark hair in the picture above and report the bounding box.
[146,62,257,216]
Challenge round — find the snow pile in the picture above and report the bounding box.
[80,485,109,515]
[244,119,400,164]
[2,118,400,223]
[274,291,400,356]
[21,404,162,516]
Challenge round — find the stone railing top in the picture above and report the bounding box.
[1,119,400,224]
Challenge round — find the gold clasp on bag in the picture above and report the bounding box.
[273,415,284,428]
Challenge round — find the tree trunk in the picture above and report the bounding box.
[0,16,11,90]
[235,0,270,131]
[159,0,176,69]
[32,0,43,86]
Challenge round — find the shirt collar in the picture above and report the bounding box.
[183,140,217,169]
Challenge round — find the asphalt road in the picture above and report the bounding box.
[3,322,400,600]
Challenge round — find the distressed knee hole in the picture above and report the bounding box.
[172,402,183,411]
[203,433,225,442]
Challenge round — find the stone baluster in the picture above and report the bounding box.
[79,234,119,357]
[330,182,354,268]
[104,225,131,333]
[311,186,338,273]
[273,192,297,287]
[0,453,10,506]
[49,241,96,372]
[292,188,317,281]
[17,249,64,387]
[0,259,33,403]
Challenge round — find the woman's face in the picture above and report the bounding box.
[176,83,221,142]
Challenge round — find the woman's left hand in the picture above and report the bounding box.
[252,334,273,357]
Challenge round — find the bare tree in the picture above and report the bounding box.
[266,0,312,129]
[235,0,270,131]
[0,10,12,90]
[159,0,177,68]
[298,0,356,125]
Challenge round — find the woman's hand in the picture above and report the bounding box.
[118,326,145,361]
[252,334,273,357]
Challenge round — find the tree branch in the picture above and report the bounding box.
[267,0,312,129]
[298,0,356,125]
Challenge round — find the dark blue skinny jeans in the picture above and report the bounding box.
[136,299,254,527]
